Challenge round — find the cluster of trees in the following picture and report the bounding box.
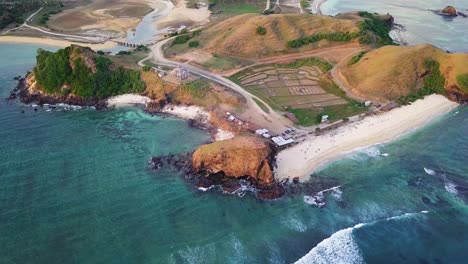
[398,60,446,105]
[357,12,393,45]
[38,9,61,26]
[171,29,203,48]
[0,0,41,29]
[287,32,358,48]
[348,51,367,65]
[34,47,145,99]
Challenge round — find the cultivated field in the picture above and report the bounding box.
[231,58,368,126]
[233,63,346,110]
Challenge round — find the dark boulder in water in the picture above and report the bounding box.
[441,6,458,16]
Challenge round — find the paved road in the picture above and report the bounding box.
[145,38,293,133]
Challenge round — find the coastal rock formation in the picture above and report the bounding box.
[192,136,274,185]
[441,6,458,16]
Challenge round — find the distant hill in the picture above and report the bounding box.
[340,44,468,103]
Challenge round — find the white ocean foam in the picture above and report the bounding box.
[384,211,429,222]
[226,235,253,264]
[178,243,216,264]
[349,146,382,162]
[444,180,458,195]
[197,185,215,192]
[295,211,431,264]
[424,167,436,176]
[281,214,307,232]
[304,186,342,207]
[267,242,285,264]
[294,223,365,264]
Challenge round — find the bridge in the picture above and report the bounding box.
[112,40,158,48]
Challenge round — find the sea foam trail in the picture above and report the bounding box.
[294,211,429,264]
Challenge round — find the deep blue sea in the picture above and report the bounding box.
[1,6,468,262]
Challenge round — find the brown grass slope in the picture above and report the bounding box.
[193,13,360,59]
[340,44,468,102]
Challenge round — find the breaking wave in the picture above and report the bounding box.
[424,167,436,176]
[304,186,342,207]
[294,211,430,264]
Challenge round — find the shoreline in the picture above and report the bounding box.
[311,0,327,14]
[275,94,458,182]
[0,36,116,50]
[106,94,234,142]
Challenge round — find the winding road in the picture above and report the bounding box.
[2,7,105,42]
[141,38,293,133]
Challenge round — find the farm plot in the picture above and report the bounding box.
[234,64,347,110]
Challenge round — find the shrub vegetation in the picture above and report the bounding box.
[287,11,394,48]
[188,40,200,48]
[348,51,367,65]
[34,47,145,99]
[457,74,468,93]
[398,59,446,105]
[256,26,267,35]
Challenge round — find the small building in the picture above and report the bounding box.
[262,133,271,139]
[271,136,294,147]
[364,100,372,107]
[321,115,329,123]
[228,115,236,122]
[255,128,269,135]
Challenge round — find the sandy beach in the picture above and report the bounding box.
[275,94,458,182]
[0,36,116,50]
[107,95,234,141]
[155,0,210,29]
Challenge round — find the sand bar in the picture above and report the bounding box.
[0,36,116,50]
[275,94,458,182]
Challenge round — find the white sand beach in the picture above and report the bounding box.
[275,94,458,182]
[0,36,116,50]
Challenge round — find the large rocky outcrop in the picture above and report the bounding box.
[192,136,274,185]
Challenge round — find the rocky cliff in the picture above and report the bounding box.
[192,136,274,186]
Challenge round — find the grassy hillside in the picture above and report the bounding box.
[340,44,468,103]
[167,13,361,59]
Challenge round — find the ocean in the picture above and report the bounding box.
[1,10,467,264]
[322,0,468,52]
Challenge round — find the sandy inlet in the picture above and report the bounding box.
[0,36,116,50]
[275,94,458,182]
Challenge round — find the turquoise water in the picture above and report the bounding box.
[1,44,467,263]
[322,0,468,52]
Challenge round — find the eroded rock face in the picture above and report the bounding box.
[192,136,274,185]
[441,6,458,16]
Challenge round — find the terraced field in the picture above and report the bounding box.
[236,65,347,110]
[230,59,368,126]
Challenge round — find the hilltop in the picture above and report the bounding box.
[339,44,468,104]
[165,11,394,70]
